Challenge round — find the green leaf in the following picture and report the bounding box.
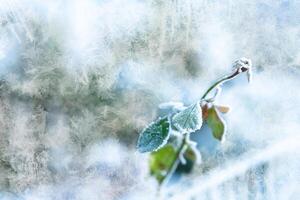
[176,146,201,174]
[137,117,170,153]
[172,102,203,134]
[149,145,176,184]
[206,106,226,140]
[184,146,201,164]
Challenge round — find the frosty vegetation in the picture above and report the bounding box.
[137,57,252,187]
[0,0,300,200]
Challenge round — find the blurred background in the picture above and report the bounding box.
[0,0,299,199]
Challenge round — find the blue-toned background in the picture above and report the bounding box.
[0,0,299,199]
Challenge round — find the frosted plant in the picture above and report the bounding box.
[137,58,252,186]
[0,0,299,199]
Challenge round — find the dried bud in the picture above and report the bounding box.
[233,57,252,82]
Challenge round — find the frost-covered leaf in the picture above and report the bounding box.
[172,102,202,134]
[137,117,170,153]
[206,106,226,140]
[176,146,201,174]
[149,145,176,184]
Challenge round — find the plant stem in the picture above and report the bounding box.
[160,133,189,186]
[201,70,240,100]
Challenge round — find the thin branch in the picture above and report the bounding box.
[201,70,240,100]
[160,133,189,186]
